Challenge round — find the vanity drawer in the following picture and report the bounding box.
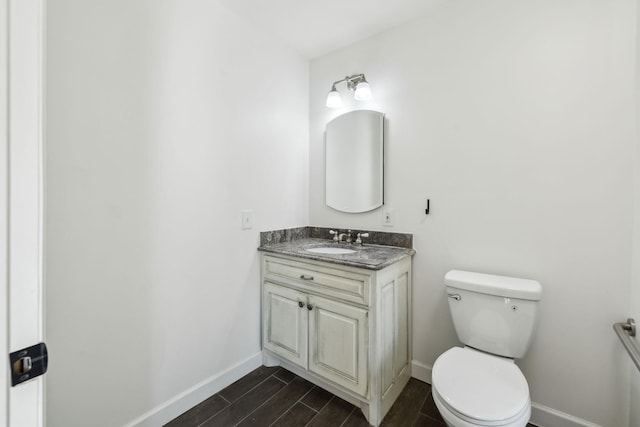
[263,256,370,305]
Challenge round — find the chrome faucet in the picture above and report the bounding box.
[330,229,352,244]
[339,230,353,244]
[355,232,369,246]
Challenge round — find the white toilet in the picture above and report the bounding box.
[432,270,542,427]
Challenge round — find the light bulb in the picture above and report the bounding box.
[354,81,372,101]
[326,89,342,108]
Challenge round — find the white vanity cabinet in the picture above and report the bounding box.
[261,253,412,426]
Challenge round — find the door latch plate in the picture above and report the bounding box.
[9,343,48,386]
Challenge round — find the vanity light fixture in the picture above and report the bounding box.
[325,74,372,108]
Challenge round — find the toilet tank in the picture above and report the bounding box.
[445,270,542,359]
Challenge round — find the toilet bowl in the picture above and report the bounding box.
[432,347,531,427]
[432,270,542,427]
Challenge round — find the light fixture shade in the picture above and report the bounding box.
[326,89,343,108]
[354,81,372,101]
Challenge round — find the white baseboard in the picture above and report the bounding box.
[410,360,602,427]
[411,359,432,384]
[530,402,603,427]
[124,352,263,427]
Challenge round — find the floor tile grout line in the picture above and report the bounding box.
[196,370,281,427]
[218,370,277,404]
[417,385,447,426]
[311,393,333,414]
[273,370,293,384]
[298,400,320,413]
[303,395,339,427]
[268,406,292,427]
[294,386,321,413]
[416,385,432,417]
[167,392,232,427]
[194,395,232,427]
[230,371,291,427]
[338,406,357,427]
[268,384,320,427]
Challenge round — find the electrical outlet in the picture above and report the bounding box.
[382,208,394,227]
[241,210,253,230]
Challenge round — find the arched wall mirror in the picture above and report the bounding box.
[325,110,384,213]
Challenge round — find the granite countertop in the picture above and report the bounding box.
[258,238,415,270]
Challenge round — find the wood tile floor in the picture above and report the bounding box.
[165,365,537,427]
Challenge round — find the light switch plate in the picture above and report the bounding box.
[241,210,253,230]
[382,208,394,227]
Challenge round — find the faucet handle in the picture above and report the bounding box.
[329,230,339,242]
[355,232,369,245]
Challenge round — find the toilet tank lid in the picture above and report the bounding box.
[445,270,542,301]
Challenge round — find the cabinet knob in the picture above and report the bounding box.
[298,301,305,308]
[307,303,314,311]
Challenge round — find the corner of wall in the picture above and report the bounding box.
[411,360,432,384]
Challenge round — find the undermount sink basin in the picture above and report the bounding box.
[305,247,357,255]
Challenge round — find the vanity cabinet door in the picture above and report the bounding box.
[308,295,368,397]
[263,282,308,369]
[380,270,410,398]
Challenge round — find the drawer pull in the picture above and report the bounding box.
[299,274,314,281]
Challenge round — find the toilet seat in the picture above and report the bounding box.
[432,347,530,426]
[432,387,530,427]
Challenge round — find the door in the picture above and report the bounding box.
[1,0,45,426]
[263,283,308,368]
[308,295,368,396]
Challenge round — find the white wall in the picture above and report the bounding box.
[45,1,308,426]
[310,1,636,426]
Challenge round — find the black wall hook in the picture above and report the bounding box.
[425,199,430,215]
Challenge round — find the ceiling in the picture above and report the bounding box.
[217,0,450,59]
